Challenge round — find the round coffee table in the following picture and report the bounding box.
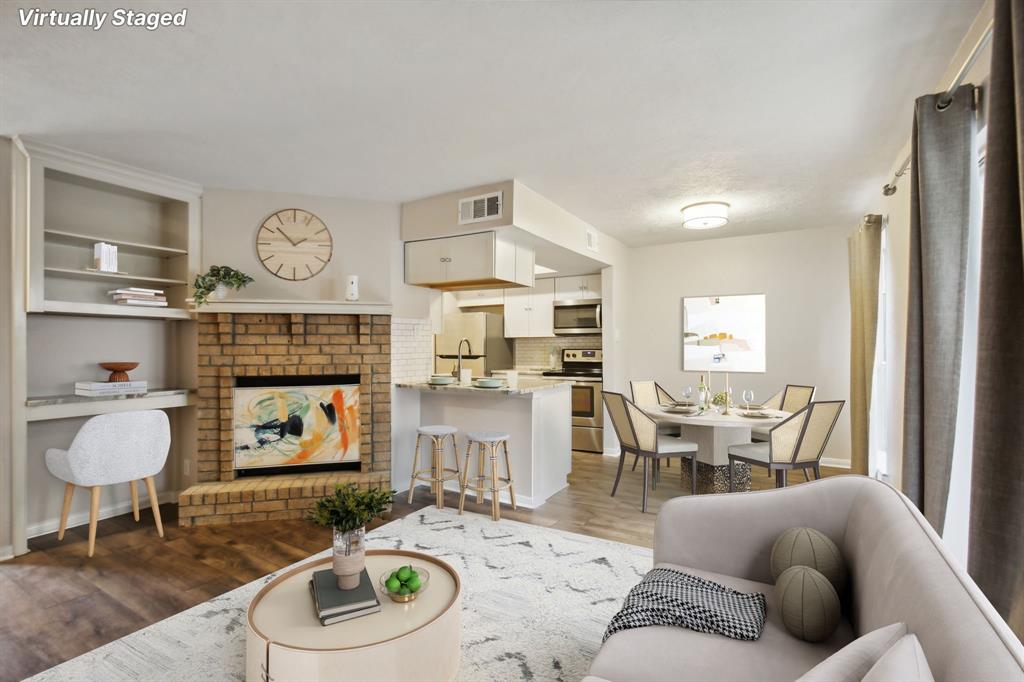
[245,549,461,682]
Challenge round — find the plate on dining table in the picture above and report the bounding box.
[664,405,700,414]
[740,410,775,419]
[668,400,697,408]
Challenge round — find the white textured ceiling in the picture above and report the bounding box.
[1,1,981,246]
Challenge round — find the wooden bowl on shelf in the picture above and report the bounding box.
[99,362,139,382]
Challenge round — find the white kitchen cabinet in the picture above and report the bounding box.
[554,274,602,301]
[504,279,555,338]
[455,289,505,307]
[405,231,533,289]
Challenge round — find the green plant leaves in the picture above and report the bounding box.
[308,483,396,533]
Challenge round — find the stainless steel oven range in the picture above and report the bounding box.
[543,349,603,453]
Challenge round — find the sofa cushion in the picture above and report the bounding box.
[862,634,934,682]
[796,622,907,682]
[587,563,854,682]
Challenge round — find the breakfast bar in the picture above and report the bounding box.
[393,378,572,508]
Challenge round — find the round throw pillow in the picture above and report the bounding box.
[775,565,841,643]
[771,526,846,593]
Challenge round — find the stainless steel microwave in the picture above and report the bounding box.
[553,300,602,335]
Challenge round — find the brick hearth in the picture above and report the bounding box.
[178,312,392,526]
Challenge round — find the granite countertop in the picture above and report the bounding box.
[394,377,571,396]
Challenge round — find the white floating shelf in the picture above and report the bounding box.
[44,266,188,286]
[192,298,393,315]
[38,300,192,320]
[44,228,189,257]
[26,389,194,422]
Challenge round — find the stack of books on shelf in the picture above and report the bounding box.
[308,568,380,626]
[108,287,168,307]
[74,381,148,398]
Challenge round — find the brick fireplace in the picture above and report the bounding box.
[178,312,392,526]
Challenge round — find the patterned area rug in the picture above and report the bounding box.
[30,507,653,681]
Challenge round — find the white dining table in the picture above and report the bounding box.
[641,405,790,467]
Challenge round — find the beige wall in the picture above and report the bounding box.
[202,188,399,304]
[624,226,852,464]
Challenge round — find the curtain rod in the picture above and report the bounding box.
[881,18,994,196]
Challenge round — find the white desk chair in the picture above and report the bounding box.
[45,410,171,556]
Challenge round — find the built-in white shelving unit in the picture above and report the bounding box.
[8,138,202,556]
[25,389,194,422]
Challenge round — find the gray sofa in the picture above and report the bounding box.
[586,476,1024,681]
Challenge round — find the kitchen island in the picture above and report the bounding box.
[393,378,572,508]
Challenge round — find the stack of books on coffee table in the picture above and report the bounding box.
[308,568,380,626]
[108,287,168,307]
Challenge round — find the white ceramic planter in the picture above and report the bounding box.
[332,527,366,590]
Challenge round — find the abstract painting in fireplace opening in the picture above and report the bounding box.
[233,382,360,470]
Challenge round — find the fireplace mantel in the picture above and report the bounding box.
[191,299,392,315]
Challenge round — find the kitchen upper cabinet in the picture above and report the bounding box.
[404,231,534,289]
[554,274,602,301]
[454,289,505,307]
[504,278,555,338]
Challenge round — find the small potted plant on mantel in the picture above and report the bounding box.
[192,265,255,307]
[309,484,395,590]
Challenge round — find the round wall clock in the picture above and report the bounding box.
[256,209,333,281]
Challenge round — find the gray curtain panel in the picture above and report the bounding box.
[848,215,882,476]
[901,83,975,532]
[969,0,1024,640]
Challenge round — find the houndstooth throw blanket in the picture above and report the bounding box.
[603,568,767,642]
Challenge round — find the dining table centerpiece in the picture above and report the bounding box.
[309,483,395,590]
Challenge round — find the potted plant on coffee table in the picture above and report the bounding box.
[309,484,395,590]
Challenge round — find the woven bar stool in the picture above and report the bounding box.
[407,425,461,509]
[458,431,516,521]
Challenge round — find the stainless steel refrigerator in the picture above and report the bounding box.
[435,312,513,377]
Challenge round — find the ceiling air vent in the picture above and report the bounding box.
[585,228,600,253]
[458,191,502,225]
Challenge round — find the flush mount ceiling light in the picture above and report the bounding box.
[681,201,730,230]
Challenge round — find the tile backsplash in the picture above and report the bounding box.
[513,335,601,368]
[391,317,434,382]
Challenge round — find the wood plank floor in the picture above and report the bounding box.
[0,453,844,681]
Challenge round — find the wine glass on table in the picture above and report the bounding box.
[682,386,693,405]
[742,389,754,411]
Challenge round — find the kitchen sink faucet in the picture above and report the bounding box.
[454,338,473,378]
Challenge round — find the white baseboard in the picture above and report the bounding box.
[0,545,13,562]
[603,447,621,457]
[821,457,851,469]
[26,489,179,539]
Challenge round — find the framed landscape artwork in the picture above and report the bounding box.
[233,382,360,471]
[682,294,767,373]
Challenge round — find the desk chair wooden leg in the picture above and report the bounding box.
[611,448,626,497]
[144,476,164,538]
[803,468,811,482]
[129,480,140,522]
[728,459,734,493]
[631,453,639,471]
[88,486,101,557]
[58,483,74,541]
[458,440,472,514]
[776,470,787,488]
[813,464,821,480]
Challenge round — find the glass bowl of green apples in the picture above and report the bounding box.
[379,564,430,603]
